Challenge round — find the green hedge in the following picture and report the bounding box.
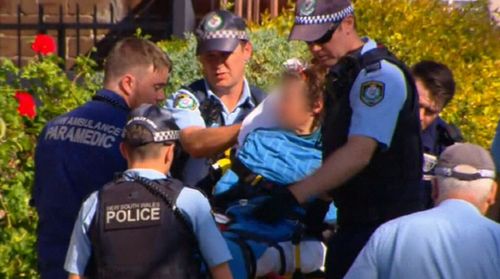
[0,0,498,277]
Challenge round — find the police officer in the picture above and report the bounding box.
[166,10,266,194]
[64,104,233,279]
[253,1,425,278]
[33,37,172,279]
[412,60,463,207]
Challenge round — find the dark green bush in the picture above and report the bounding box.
[0,0,498,277]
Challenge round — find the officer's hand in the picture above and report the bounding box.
[303,199,331,237]
[252,186,300,223]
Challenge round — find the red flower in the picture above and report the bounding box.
[15,91,37,120]
[31,34,56,55]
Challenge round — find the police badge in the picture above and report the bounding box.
[360,81,385,107]
[174,93,198,111]
[300,0,317,16]
[205,13,224,32]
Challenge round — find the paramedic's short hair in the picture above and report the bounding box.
[104,37,172,83]
[412,60,455,108]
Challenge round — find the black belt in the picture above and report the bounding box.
[231,157,275,189]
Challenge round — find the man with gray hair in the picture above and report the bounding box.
[345,143,500,279]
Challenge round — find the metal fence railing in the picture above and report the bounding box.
[0,3,173,68]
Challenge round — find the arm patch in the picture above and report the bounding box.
[360,81,385,107]
[174,93,199,110]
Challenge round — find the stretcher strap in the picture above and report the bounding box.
[271,243,287,276]
[228,235,256,279]
[231,157,263,186]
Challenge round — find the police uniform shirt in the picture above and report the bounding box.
[345,199,500,279]
[165,78,257,186]
[33,89,129,266]
[166,78,256,129]
[347,38,408,149]
[64,169,232,275]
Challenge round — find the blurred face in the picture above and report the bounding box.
[416,79,441,131]
[276,78,319,132]
[307,17,355,67]
[198,42,252,92]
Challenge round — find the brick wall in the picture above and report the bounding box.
[0,0,143,68]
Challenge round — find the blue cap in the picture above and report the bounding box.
[289,0,354,42]
[124,104,180,146]
[196,10,249,55]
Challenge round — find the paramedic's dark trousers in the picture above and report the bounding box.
[325,225,378,279]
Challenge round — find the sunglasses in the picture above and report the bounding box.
[307,24,339,45]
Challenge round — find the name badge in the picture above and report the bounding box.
[104,202,161,230]
[423,153,438,181]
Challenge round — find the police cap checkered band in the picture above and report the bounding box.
[153,130,180,142]
[124,104,180,146]
[295,4,354,25]
[435,143,496,180]
[289,0,353,42]
[199,30,249,41]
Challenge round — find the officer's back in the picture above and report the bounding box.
[33,37,172,279]
[64,105,233,279]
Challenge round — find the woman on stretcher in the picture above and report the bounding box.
[213,59,337,278]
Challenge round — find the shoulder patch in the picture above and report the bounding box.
[360,81,385,107]
[174,93,198,110]
[364,62,382,73]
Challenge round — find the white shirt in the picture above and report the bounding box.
[345,199,500,279]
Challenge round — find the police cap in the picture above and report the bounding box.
[289,0,354,42]
[195,10,249,55]
[124,104,180,146]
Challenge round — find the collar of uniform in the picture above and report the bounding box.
[360,37,377,56]
[123,168,167,180]
[439,199,481,215]
[421,117,440,151]
[203,78,254,113]
[96,89,130,109]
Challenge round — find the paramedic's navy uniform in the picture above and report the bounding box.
[422,117,462,156]
[166,79,259,187]
[421,116,463,206]
[33,89,129,279]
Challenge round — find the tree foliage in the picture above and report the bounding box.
[0,0,498,277]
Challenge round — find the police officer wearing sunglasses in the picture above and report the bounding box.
[252,1,426,278]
